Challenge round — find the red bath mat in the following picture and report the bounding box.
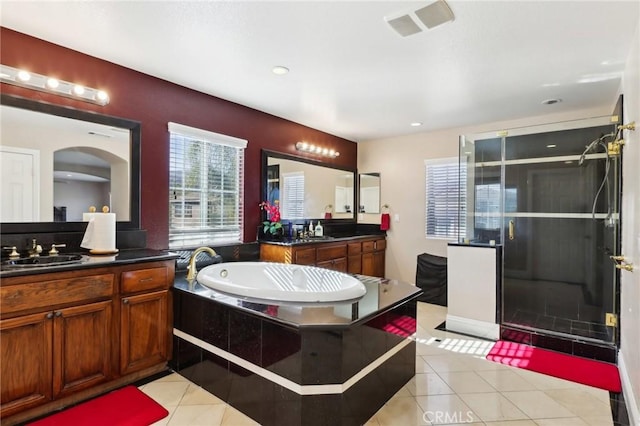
[27,385,168,426]
[486,340,621,392]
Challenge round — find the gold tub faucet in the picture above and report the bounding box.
[187,247,218,281]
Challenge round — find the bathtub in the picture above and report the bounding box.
[196,262,366,303]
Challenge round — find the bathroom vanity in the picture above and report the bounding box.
[172,271,421,426]
[0,250,177,426]
[259,235,386,277]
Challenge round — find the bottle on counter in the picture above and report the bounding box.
[315,221,323,237]
[308,221,314,235]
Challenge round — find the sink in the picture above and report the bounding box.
[1,254,84,269]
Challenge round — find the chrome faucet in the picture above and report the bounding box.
[28,238,43,257]
[187,247,217,281]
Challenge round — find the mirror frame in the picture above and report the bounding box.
[262,149,357,222]
[0,93,141,233]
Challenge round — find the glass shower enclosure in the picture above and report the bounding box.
[460,116,621,345]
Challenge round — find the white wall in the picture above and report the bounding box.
[618,18,640,426]
[358,105,611,283]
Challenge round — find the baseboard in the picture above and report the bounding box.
[445,314,499,340]
[618,350,639,426]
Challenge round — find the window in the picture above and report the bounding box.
[281,171,304,219]
[168,122,247,248]
[425,158,466,239]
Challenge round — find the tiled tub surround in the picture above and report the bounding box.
[171,273,422,426]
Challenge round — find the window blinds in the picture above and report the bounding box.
[281,172,305,219]
[425,158,466,239]
[168,122,247,248]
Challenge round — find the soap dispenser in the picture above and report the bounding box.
[308,221,314,235]
[315,221,323,237]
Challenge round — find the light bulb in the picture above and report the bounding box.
[17,70,31,81]
[73,85,85,95]
[46,78,59,89]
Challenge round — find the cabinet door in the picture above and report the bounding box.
[120,290,168,375]
[348,255,362,274]
[362,252,376,277]
[1,312,53,418]
[53,301,113,398]
[373,250,385,278]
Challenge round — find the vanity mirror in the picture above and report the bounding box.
[359,172,381,214]
[263,150,356,221]
[0,94,141,233]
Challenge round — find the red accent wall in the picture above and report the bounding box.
[0,28,357,249]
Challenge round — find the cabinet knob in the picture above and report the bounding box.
[55,311,62,317]
[123,299,129,304]
[46,312,53,319]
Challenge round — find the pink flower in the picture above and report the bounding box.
[260,201,282,235]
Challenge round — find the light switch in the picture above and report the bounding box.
[394,214,400,222]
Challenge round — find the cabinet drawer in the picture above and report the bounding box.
[347,243,362,255]
[363,239,386,252]
[1,274,114,315]
[294,248,316,265]
[362,241,375,252]
[121,267,168,293]
[316,244,347,262]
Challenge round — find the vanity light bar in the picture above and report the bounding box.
[295,141,340,158]
[0,64,110,106]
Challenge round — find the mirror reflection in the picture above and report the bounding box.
[265,153,355,221]
[359,172,381,214]
[1,104,130,223]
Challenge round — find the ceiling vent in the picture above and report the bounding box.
[385,0,455,37]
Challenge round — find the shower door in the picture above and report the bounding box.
[501,119,620,344]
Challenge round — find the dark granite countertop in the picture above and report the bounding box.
[173,270,422,329]
[258,233,385,247]
[0,249,179,278]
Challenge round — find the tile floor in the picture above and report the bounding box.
[140,302,619,425]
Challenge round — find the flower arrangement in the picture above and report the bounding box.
[259,200,282,235]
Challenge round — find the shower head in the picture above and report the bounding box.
[578,132,616,166]
[578,138,600,166]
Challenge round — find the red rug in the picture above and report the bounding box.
[28,385,169,426]
[487,340,622,392]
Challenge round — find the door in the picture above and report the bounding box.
[501,120,619,344]
[0,312,53,418]
[53,301,113,398]
[0,146,39,222]
[120,290,168,375]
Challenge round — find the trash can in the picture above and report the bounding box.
[415,253,447,306]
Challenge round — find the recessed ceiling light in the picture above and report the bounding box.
[272,66,289,75]
[542,98,562,105]
[546,144,557,148]
[410,122,423,127]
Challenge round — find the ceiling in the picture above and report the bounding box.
[1,1,638,142]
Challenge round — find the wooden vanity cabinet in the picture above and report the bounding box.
[0,271,115,418]
[347,242,363,274]
[315,243,348,272]
[119,265,172,375]
[362,238,386,277]
[260,236,386,277]
[0,259,174,424]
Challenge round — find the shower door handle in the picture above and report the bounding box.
[508,220,515,240]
